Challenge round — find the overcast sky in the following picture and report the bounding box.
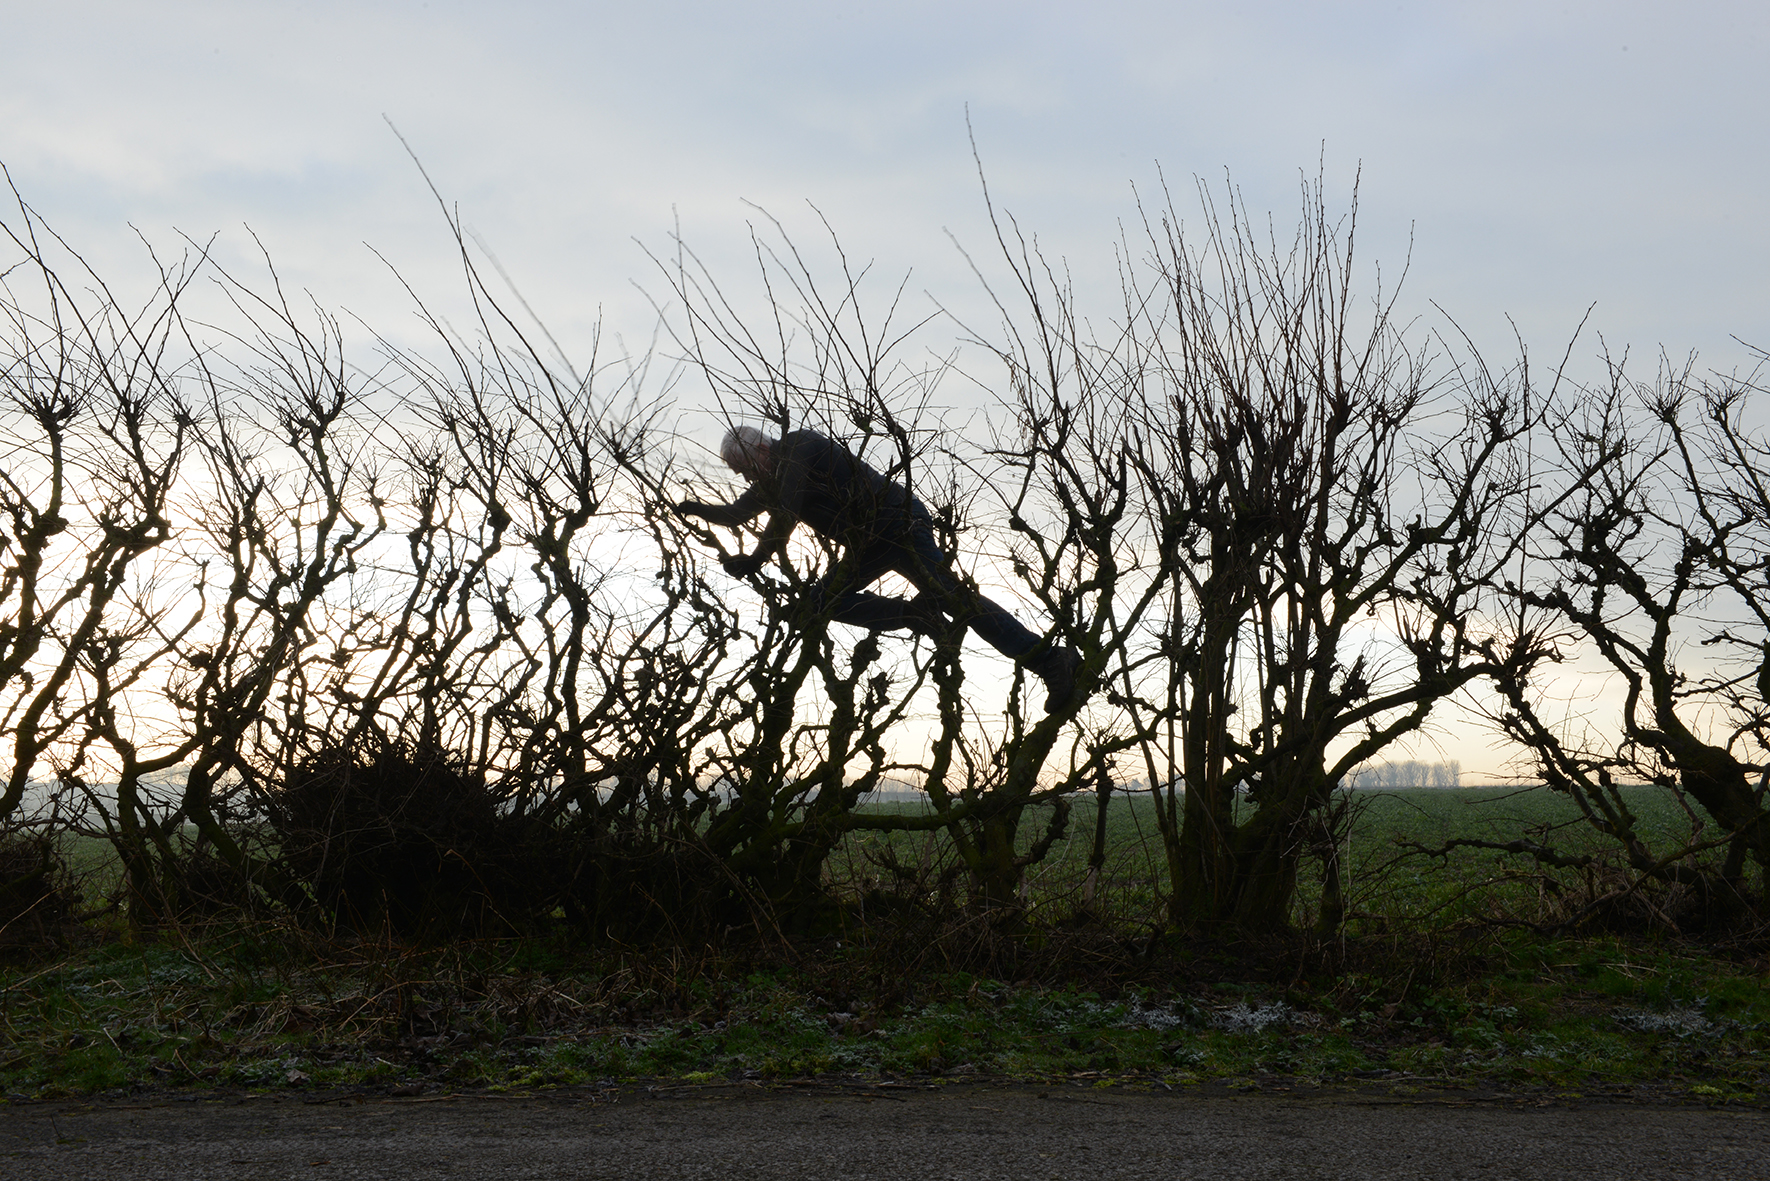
[5,1,1766,775]
[8,2,1766,365]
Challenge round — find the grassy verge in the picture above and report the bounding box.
[2,926,1765,1104]
[7,786,1762,1103]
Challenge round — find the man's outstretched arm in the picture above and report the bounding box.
[676,489,792,576]
[675,485,767,526]
[719,511,792,576]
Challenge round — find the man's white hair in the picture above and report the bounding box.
[720,425,772,470]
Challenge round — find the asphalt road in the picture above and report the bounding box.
[2,1083,1764,1180]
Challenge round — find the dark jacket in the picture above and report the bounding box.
[689,431,927,558]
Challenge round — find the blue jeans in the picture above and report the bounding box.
[812,523,1041,661]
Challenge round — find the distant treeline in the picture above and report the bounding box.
[1346,761,1462,790]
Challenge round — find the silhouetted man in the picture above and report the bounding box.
[675,426,1082,712]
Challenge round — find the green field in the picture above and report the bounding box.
[834,785,1707,929]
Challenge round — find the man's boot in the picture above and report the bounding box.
[1033,645,1083,713]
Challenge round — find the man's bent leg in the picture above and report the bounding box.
[900,528,1081,711]
[812,540,942,634]
[823,589,933,632]
[898,530,1040,659]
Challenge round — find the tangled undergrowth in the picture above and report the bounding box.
[0,835,82,959]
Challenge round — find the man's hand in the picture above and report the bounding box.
[721,553,764,577]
